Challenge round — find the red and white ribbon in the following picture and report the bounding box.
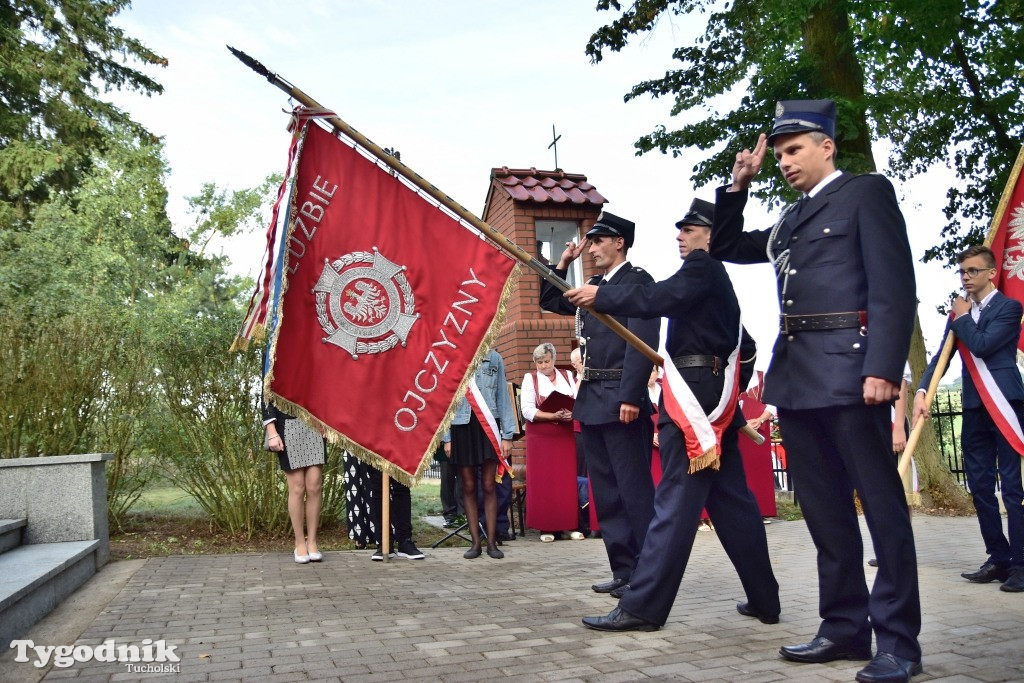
[959,339,1024,455]
[660,320,743,472]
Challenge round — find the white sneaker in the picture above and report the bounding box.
[570,531,585,541]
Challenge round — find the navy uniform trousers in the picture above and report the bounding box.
[618,420,779,625]
[582,418,654,581]
[778,404,920,659]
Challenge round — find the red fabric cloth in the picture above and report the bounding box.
[738,395,778,516]
[525,421,579,531]
[267,123,516,481]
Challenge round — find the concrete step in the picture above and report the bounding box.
[0,539,100,648]
[0,518,27,554]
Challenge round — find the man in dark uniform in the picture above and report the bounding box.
[569,198,780,632]
[710,100,921,683]
[539,212,659,595]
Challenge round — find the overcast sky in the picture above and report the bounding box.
[112,0,963,378]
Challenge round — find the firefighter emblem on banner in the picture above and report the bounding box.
[313,247,419,359]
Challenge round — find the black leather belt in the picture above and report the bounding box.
[780,310,867,334]
[581,367,622,381]
[671,354,723,374]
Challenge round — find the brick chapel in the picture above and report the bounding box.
[479,167,610,462]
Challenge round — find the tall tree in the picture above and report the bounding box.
[586,0,1024,507]
[587,0,1023,255]
[0,0,166,227]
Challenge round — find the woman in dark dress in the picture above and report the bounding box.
[263,402,326,563]
[343,453,375,549]
[442,349,516,559]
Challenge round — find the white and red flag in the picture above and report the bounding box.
[988,147,1024,357]
[262,122,517,485]
[962,143,1024,455]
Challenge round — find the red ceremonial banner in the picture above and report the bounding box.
[266,123,517,485]
[989,150,1024,355]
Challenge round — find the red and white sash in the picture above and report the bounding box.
[660,321,743,473]
[466,377,514,477]
[959,339,1024,455]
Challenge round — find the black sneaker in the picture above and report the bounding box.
[371,546,395,561]
[396,539,425,560]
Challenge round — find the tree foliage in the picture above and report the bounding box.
[0,0,166,226]
[587,0,1024,263]
[0,122,281,529]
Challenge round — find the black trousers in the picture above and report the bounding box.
[581,418,655,581]
[961,405,1024,567]
[440,460,464,520]
[619,421,779,625]
[779,404,921,660]
[368,466,412,545]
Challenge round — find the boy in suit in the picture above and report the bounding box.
[915,245,1024,592]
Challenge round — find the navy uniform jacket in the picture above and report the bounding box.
[710,172,916,410]
[919,290,1024,410]
[539,262,660,425]
[592,249,754,430]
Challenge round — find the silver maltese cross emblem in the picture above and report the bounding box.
[313,248,419,359]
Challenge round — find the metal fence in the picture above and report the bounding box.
[768,390,969,493]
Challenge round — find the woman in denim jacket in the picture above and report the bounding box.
[443,349,515,559]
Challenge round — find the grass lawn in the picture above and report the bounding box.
[110,478,459,561]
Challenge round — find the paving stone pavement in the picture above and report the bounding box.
[11,515,1024,682]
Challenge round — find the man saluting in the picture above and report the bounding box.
[539,212,659,597]
[710,100,921,683]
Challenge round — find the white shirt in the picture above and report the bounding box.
[648,382,661,406]
[971,287,998,323]
[806,169,843,198]
[521,369,575,422]
[601,260,628,283]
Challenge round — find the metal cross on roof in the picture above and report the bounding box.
[548,124,562,171]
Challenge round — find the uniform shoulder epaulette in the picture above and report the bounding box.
[632,266,647,273]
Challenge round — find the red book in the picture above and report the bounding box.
[538,390,574,413]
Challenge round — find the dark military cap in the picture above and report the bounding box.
[586,211,635,248]
[675,198,715,229]
[767,99,836,145]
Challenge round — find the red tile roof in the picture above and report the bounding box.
[490,167,607,206]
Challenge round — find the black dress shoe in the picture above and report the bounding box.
[463,546,481,559]
[779,636,872,663]
[486,545,504,559]
[855,652,922,683]
[609,583,630,599]
[592,577,628,593]
[582,606,659,632]
[1000,567,1024,592]
[961,561,1010,583]
[736,602,779,624]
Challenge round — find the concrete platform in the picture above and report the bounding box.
[4,515,1022,682]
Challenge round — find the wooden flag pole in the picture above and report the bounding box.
[229,46,762,445]
[898,142,1024,478]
